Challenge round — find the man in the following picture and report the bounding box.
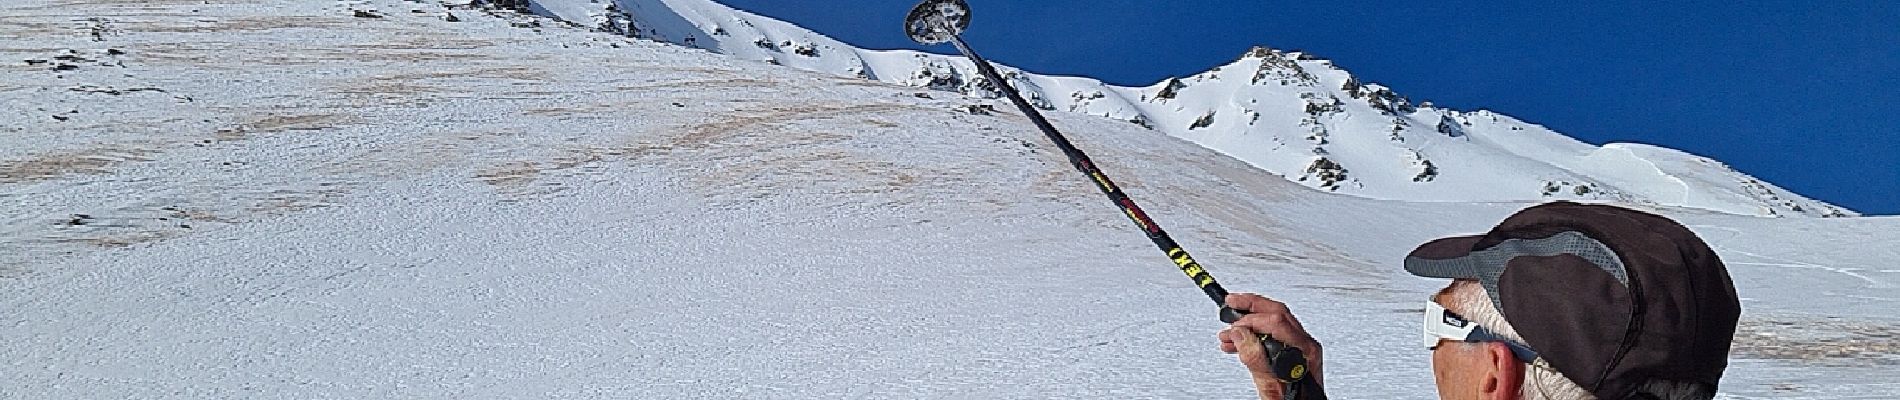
[1219,202,1741,400]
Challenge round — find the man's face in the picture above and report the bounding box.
[1429,282,1520,400]
[1432,338,1495,400]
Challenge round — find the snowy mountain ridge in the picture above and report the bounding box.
[525,0,1856,218]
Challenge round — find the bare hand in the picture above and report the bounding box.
[1219,293,1324,395]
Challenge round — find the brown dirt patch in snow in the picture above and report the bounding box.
[373,67,552,83]
[474,151,609,201]
[477,161,543,188]
[340,38,501,52]
[0,145,156,183]
[613,77,776,91]
[130,16,352,34]
[247,113,349,132]
[213,113,356,140]
[1732,317,1900,366]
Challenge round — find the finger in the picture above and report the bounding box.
[1229,325,1271,372]
[1233,317,1298,345]
[1226,293,1289,315]
[1281,310,1308,332]
[1229,300,1304,339]
[1233,313,1316,355]
[1219,328,1239,353]
[1225,293,1262,309]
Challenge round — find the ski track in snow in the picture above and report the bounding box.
[0,1,1896,399]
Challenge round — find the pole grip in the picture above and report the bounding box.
[1221,306,1318,394]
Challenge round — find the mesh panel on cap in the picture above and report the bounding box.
[1405,231,1628,318]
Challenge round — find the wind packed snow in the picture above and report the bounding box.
[1,0,1894,399]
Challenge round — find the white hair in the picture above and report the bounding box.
[1437,281,1715,400]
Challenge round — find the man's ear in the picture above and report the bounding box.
[1481,342,1526,400]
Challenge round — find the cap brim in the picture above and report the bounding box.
[1404,235,1485,279]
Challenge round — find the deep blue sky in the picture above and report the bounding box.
[722,0,1898,215]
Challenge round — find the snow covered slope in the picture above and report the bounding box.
[2,1,1895,399]
[527,0,1857,218]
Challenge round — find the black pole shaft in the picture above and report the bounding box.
[948,35,1232,305]
[946,34,1323,400]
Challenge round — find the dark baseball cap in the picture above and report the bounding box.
[1403,202,1740,399]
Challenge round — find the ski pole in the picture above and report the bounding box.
[904,1,1322,398]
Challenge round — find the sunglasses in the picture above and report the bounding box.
[1423,300,1541,362]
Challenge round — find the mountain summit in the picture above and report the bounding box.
[528,0,1854,218]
